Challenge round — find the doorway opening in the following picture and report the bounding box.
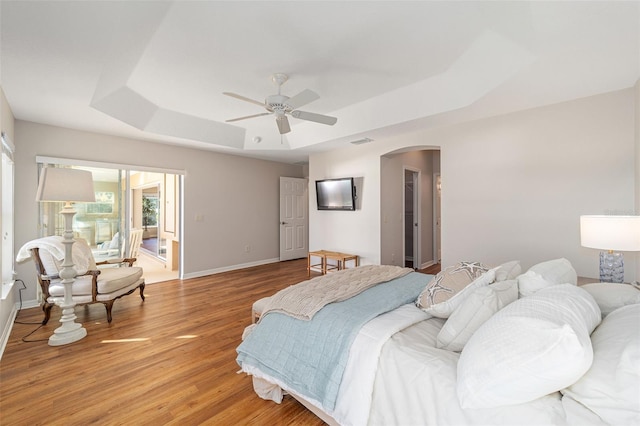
[379,148,440,270]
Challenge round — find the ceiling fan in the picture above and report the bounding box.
[223,73,337,135]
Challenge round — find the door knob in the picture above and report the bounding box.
[281,221,288,225]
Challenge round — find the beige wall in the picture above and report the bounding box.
[13,121,303,303]
[310,88,637,281]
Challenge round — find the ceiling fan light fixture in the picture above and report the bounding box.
[223,73,338,135]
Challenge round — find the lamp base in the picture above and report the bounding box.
[48,324,87,346]
[48,300,87,346]
[599,251,624,283]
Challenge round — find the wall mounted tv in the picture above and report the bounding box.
[315,177,356,211]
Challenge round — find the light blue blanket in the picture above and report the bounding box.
[236,271,431,411]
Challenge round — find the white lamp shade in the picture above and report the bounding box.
[35,167,96,203]
[580,215,640,252]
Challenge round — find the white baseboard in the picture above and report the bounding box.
[420,259,437,270]
[182,257,281,280]
[0,303,18,362]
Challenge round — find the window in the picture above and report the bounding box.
[2,132,15,299]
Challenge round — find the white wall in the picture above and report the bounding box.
[635,80,640,282]
[310,88,637,281]
[13,121,303,303]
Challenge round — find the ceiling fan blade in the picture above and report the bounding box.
[223,92,265,108]
[276,116,291,134]
[284,89,319,110]
[290,110,337,126]
[225,112,271,123]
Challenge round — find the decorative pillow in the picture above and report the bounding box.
[494,260,521,282]
[456,284,601,409]
[518,258,577,297]
[436,279,518,352]
[416,261,494,318]
[580,283,640,317]
[561,304,640,425]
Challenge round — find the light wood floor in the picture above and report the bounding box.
[0,259,438,425]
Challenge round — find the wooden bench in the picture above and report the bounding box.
[307,250,359,276]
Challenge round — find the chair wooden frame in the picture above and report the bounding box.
[30,247,145,324]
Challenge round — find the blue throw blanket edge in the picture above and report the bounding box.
[236,271,431,410]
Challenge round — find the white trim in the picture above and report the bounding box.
[403,166,421,269]
[182,257,280,280]
[433,172,441,264]
[0,303,18,362]
[1,132,15,159]
[35,155,185,176]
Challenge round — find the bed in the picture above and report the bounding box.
[237,259,640,426]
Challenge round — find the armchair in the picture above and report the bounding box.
[93,228,144,263]
[18,236,145,324]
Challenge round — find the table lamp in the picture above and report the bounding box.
[580,215,640,283]
[36,167,95,346]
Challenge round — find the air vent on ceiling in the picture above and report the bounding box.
[350,137,373,145]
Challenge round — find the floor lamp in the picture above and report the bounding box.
[580,215,640,283]
[36,167,95,346]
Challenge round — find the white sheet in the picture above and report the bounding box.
[332,304,429,426]
[366,318,604,426]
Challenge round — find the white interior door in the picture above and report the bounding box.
[279,177,308,261]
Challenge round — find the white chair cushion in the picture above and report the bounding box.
[456,284,601,409]
[97,267,144,294]
[48,267,143,297]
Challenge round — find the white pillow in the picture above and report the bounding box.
[562,304,640,425]
[436,279,518,352]
[518,258,577,297]
[529,257,577,284]
[517,270,553,297]
[456,284,601,409]
[580,283,640,317]
[416,262,495,318]
[494,260,521,282]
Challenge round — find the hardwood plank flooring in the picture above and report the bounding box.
[0,260,438,425]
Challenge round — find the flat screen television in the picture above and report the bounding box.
[315,177,356,211]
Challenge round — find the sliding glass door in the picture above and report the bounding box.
[36,157,182,280]
[38,165,126,261]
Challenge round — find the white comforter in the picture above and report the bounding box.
[335,305,607,426]
[250,304,608,426]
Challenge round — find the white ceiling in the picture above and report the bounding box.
[1,1,638,164]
